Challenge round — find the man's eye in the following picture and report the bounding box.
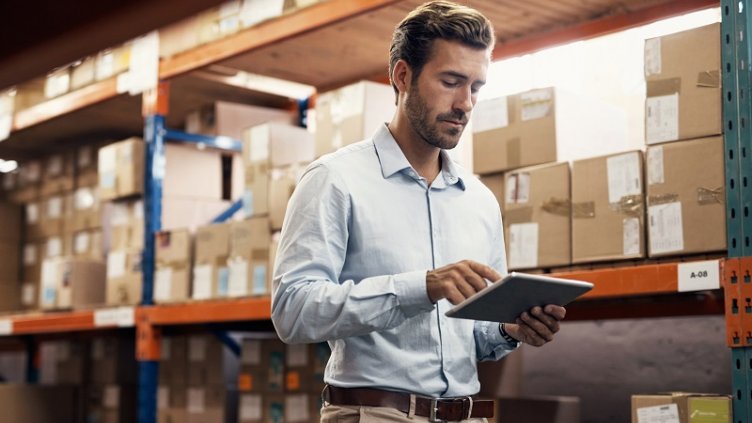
[442,80,459,87]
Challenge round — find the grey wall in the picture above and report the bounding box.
[519,315,730,423]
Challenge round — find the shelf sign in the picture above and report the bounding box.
[94,306,135,327]
[119,31,159,95]
[0,319,12,335]
[677,260,720,292]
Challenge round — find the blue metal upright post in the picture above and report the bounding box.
[138,113,166,423]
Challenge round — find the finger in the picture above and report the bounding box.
[465,260,502,283]
[458,265,488,293]
[516,319,547,346]
[520,312,555,342]
[544,305,567,320]
[444,283,466,305]
[448,269,480,299]
[530,307,560,333]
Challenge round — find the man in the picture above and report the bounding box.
[271,1,566,421]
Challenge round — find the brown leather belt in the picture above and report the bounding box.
[324,385,494,421]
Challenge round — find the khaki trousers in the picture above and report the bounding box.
[320,403,489,423]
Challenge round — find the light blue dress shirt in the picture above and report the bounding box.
[271,124,517,398]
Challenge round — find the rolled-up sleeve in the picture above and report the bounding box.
[271,163,435,344]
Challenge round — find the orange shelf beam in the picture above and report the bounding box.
[12,77,121,131]
[158,0,402,80]
[138,297,272,326]
[492,0,719,60]
[9,309,129,335]
[553,262,691,299]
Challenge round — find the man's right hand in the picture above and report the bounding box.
[426,260,502,304]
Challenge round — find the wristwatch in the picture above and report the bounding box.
[499,323,520,347]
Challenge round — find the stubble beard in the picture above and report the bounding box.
[405,84,465,150]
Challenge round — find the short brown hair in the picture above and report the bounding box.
[389,1,495,99]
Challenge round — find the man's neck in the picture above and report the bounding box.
[386,120,442,184]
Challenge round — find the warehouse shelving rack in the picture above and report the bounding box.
[0,0,739,422]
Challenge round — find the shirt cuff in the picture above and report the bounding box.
[394,270,435,317]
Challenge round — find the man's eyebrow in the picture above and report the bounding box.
[440,71,485,85]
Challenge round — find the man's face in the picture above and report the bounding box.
[404,39,490,150]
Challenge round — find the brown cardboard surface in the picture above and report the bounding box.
[229,218,271,296]
[196,223,232,263]
[572,151,645,263]
[244,163,269,217]
[646,136,725,256]
[242,122,315,169]
[71,186,101,231]
[89,337,138,385]
[41,153,75,196]
[480,173,504,210]
[269,166,305,231]
[0,384,79,423]
[0,241,21,284]
[98,137,145,201]
[56,258,107,310]
[631,393,731,423]
[185,101,294,141]
[503,162,571,269]
[0,202,22,243]
[156,229,192,264]
[239,337,286,393]
[645,24,721,144]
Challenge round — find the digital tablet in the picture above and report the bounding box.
[445,272,594,323]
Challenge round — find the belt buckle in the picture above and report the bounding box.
[429,398,444,423]
[430,396,474,422]
[462,396,474,420]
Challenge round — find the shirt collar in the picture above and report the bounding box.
[373,124,465,190]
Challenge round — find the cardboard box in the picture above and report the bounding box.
[480,173,504,210]
[571,151,645,263]
[187,334,239,388]
[193,223,232,300]
[496,396,580,423]
[155,229,193,303]
[106,249,143,306]
[71,56,97,90]
[243,163,269,217]
[262,394,286,423]
[89,337,138,384]
[0,385,79,423]
[159,15,202,58]
[503,162,571,269]
[95,43,131,81]
[106,200,144,250]
[631,393,731,423]
[185,101,294,142]
[41,153,75,196]
[44,66,71,99]
[98,138,144,201]
[14,78,47,110]
[285,342,330,393]
[39,194,68,238]
[243,122,314,169]
[161,197,232,232]
[314,81,396,158]
[160,336,189,388]
[76,144,100,188]
[478,350,523,398]
[71,186,101,231]
[646,136,726,257]
[229,218,271,297]
[72,229,103,259]
[25,201,45,241]
[87,384,138,423]
[645,23,721,144]
[239,337,286,393]
[0,280,22,312]
[472,87,628,174]
[268,165,305,231]
[186,386,237,423]
[39,257,106,310]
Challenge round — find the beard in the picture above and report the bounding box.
[404,83,466,150]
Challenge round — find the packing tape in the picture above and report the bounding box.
[647,193,679,206]
[697,70,720,88]
[697,186,724,205]
[503,206,533,224]
[541,198,571,216]
[571,201,595,218]
[609,194,644,218]
[506,137,521,169]
[646,77,681,97]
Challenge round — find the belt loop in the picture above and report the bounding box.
[408,394,417,418]
[322,384,331,406]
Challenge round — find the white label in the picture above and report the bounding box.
[240,0,286,27]
[623,218,641,256]
[107,251,127,278]
[649,202,684,254]
[520,89,553,121]
[242,339,262,364]
[22,283,36,305]
[45,70,70,98]
[287,344,308,367]
[157,386,169,410]
[133,200,144,219]
[74,232,90,254]
[0,319,12,335]
[104,385,120,408]
[127,32,159,95]
[189,336,207,362]
[286,395,309,423]
[46,238,62,258]
[47,197,63,219]
[0,91,13,141]
[636,404,679,423]
[249,125,270,163]
[505,173,530,205]
[40,260,58,307]
[644,38,662,76]
[647,146,665,185]
[23,244,37,266]
[678,260,721,292]
[508,223,538,269]
[26,203,39,224]
[96,50,115,80]
[154,268,173,302]
[110,203,130,226]
[75,188,96,210]
[187,389,205,414]
[192,265,213,300]
[229,259,249,297]
[47,156,63,177]
[607,152,642,204]
[94,306,135,327]
[472,96,508,132]
[646,94,679,144]
[240,394,262,420]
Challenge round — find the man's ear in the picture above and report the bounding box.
[392,59,412,95]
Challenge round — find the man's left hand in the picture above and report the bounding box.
[504,305,566,347]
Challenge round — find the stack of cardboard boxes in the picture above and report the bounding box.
[473,23,725,271]
[87,337,139,423]
[0,203,22,311]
